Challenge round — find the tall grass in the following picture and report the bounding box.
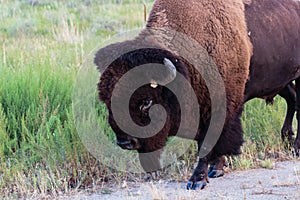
[0,0,295,198]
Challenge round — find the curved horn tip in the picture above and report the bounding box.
[163,58,176,71]
[163,58,177,84]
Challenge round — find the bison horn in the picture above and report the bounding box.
[150,58,177,88]
[162,58,177,85]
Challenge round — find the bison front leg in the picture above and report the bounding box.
[186,157,209,190]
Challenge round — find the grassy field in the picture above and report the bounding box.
[0,0,295,198]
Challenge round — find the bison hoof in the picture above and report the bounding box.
[293,149,300,157]
[293,142,300,157]
[186,181,207,190]
[208,169,224,178]
[292,150,299,157]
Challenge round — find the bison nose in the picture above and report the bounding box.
[116,138,140,150]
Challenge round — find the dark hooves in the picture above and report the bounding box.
[208,169,224,178]
[186,181,207,190]
[292,149,300,158]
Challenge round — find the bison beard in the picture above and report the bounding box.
[96,0,299,191]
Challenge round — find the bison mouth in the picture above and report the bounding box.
[116,138,141,150]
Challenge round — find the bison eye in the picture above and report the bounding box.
[139,99,153,113]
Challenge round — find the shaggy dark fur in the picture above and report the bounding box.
[99,49,189,153]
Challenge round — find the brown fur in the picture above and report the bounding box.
[148,0,252,119]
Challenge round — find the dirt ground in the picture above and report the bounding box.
[62,160,300,200]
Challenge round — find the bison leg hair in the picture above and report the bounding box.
[278,83,296,147]
[294,79,300,157]
[186,156,209,190]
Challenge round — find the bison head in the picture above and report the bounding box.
[97,48,191,153]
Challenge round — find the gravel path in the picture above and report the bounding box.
[62,160,300,200]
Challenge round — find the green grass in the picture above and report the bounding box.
[0,0,295,198]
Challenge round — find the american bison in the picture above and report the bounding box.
[95,0,300,190]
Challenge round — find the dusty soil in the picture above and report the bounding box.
[62,160,300,200]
